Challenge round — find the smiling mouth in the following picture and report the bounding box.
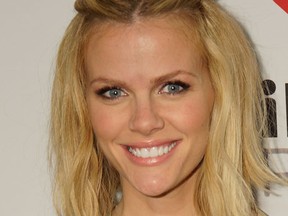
[127,141,177,158]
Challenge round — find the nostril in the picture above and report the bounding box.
[129,112,164,135]
[128,99,164,135]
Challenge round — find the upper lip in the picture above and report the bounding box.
[121,139,180,148]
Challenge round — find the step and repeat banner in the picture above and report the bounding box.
[219,0,288,215]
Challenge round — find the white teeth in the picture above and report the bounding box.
[158,146,164,156]
[136,148,141,157]
[150,147,158,157]
[164,146,169,154]
[128,142,176,158]
[140,148,149,158]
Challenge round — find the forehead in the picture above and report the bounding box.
[86,15,203,56]
[85,16,206,81]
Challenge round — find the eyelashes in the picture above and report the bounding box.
[159,81,190,95]
[96,86,128,99]
[95,80,191,100]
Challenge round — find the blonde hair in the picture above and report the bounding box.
[50,0,285,215]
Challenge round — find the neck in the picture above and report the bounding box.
[113,172,200,216]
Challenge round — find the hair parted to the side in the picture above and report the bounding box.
[50,0,286,215]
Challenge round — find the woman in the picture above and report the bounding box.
[50,0,286,215]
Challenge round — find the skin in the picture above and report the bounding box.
[86,17,214,216]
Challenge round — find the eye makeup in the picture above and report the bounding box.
[159,80,190,95]
[95,86,127,100]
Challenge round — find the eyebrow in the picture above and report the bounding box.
[90,77,127,87]
[89,70,198,87]
[152,70,198,85]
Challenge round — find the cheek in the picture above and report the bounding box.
[88,104,126,142]
[166,98,212,133]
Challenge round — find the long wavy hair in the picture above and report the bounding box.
[50,0,285,215]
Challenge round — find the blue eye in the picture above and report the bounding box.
[163,84,183,93]
[96,87,127,99]
[160,81,190,95]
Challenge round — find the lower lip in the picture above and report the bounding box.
[123,141,180,166]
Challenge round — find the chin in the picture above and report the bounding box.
[129,174,177,197]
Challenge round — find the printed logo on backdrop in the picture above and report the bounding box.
[262,80,288,138]
[274,0,288,13]
[262,80,288,196]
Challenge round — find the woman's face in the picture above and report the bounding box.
[86,18,214,197]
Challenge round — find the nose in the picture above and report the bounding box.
[129,97,164,136]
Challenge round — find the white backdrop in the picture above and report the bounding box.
[219,1,288,215]
[0,1,74,215]
[0,0,287,215]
